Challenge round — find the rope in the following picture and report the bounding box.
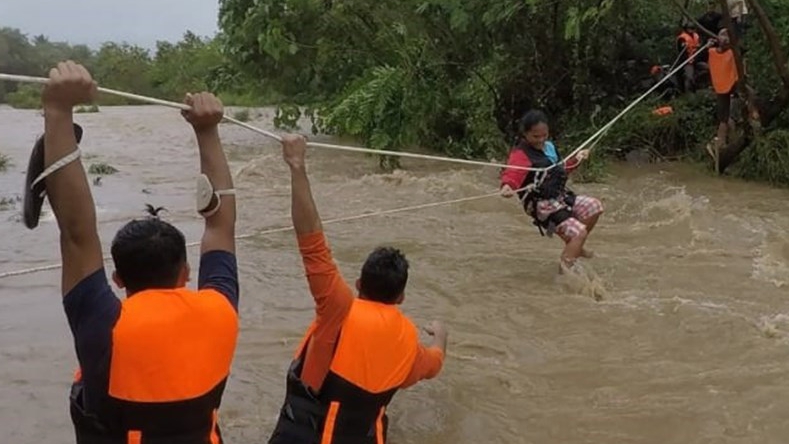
[0,46,710,280]
[667,47,687,74]
[0,73,535,172]
[558,40,712,163]
[0,187,524,280]
[0,44,707,174]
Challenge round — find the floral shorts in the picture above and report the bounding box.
[535,195,604,242]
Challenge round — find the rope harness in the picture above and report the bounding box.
[0,43,711,280]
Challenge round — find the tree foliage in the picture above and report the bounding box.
[217,0,685,165]
[218,0,789,181]
[2,0,788,185]
[0,27,261,108]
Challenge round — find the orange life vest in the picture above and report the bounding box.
[70,288,238,444]
[269,298,420,444]
[708,48,739,94]
[677,31,701,56]
[652,106,674,116]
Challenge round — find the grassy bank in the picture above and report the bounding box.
[555,92,789,187]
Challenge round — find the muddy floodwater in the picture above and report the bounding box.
[2,105,789,444]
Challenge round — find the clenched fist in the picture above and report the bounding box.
[42,61,97,111]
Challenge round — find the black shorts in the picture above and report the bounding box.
[716,82,739,123]
[716,93,732,123]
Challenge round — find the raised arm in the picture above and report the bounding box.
[182,94,240,309]
[561,144,590,175]
[281,134,353,317]
[283,134,322,236]
[40,61,103,295]
[181,93,236,255]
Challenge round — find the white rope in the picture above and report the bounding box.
[0,45,707,174]
[0,47,710,280]
[0,73,540,172]
[0,186,525,280]
[558,41,713,164]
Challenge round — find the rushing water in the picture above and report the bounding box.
[1,105,789,444]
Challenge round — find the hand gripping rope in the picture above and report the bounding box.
[0,44,710,280]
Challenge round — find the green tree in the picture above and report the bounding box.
[149,31,225,100]
[91,43,155,104]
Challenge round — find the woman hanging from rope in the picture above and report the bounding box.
[500,110,604,269]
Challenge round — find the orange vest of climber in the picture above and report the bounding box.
[270,299,420,444]
[70,288,238,444]
[708,48,739,94]
[677,31,700,55]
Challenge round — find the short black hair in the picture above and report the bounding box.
[518,109,550,134]
[359,247,409,304]
[110,215,187,294]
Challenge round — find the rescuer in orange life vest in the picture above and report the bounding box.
[705,27,762,156]
[676,22,703,92]
[28,61,239,443]
[267,134,449,444]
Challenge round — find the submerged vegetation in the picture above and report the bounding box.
[2,0,788,184]
[88,162,119,175]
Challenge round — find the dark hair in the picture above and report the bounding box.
[110,207,186,294]
[359,247,409,304]
[517,109,550,134]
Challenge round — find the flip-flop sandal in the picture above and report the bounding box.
[23,123,84,229]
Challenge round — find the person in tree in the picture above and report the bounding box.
[676,21,703,93]
[707,28,743,157]
[697,0,723,63]
[727,0,749,39]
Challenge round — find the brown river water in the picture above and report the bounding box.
[1,105,789,444]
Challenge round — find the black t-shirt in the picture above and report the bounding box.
[698,11,723,36]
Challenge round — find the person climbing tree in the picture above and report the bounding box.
[697,0,723,62]
[727,0,749,39]
[706,28,739,160]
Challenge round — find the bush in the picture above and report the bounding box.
[88,162,118,175]
[0,197,14,210]
[735,130,789,187]
[75,104,100,113]
[7,84,42,109]
[557,91,716,162]
[232,108,251,122]
[219,90,279,107]
[0,152,8,172]
[273,104,301,130]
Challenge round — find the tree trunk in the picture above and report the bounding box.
[717,0,789,172]
[745,0,789,95]
[673,0,789,173]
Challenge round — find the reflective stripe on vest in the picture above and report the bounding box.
[270,299,419,444]
[71,287,238,444]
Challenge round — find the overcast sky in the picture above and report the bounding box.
[0,0,220,49]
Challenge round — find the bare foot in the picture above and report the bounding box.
[559,257,575,274]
